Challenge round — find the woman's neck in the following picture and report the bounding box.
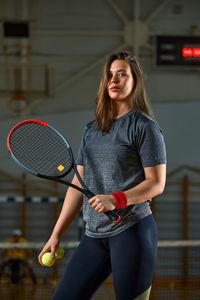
[111,102,133,119]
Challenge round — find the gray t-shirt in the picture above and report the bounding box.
[76,109,166,238]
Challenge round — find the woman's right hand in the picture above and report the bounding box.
[38,236,60,266]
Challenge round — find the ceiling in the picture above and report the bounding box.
[0,0,199,119]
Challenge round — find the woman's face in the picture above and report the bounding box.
[107,59,134,104]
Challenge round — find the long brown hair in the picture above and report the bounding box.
[95,52,153,133]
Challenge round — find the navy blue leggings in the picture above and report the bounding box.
[52,214,157,300]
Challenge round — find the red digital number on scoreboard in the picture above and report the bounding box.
[182,48,200,57]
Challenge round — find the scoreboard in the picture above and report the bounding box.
[156,35,200,66]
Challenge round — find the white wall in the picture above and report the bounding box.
[153,101,200,172]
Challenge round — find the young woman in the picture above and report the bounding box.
[38,52,166,300]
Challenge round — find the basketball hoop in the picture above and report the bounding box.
[8,92,29,113]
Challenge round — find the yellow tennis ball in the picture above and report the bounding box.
[169,282,175,289]
[42,252,55,267]
[55,246,64,260]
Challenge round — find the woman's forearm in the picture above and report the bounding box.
[51,166,84,239]
[124,178,164,205]
[51,187,83,239]
[124,164,166,205]
[38,168,84,264]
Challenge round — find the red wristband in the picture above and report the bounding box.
[111,191,127,209]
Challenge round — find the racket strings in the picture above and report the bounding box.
[9,123,72,177]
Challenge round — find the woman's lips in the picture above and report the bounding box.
[110,87,120,92]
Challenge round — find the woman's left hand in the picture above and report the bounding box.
[88,195,117,213]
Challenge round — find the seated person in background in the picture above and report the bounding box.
[0,229,36,284]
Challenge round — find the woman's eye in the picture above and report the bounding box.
[119,73,126,77]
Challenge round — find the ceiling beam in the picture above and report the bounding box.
[145,0,174,25]
[106,0,128,24]
[32,29,124,37]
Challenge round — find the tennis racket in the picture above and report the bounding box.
[7,120,121,224]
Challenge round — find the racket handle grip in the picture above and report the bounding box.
[84,190,121,224]
[105,211,121,224]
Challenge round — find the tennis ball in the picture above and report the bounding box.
[42,252,55,267]
[169,282,175,289]
[55,246,64,260]
[51,279,58,289]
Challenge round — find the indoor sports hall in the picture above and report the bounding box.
[0,0,200,299]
